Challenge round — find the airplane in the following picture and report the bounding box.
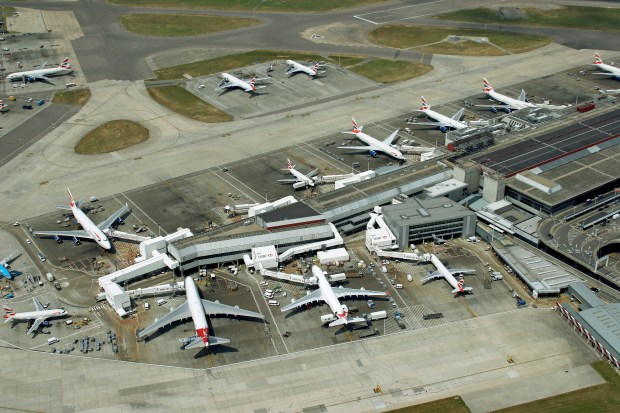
[33,188,128,250]
[137,277,264,349]
[476,78,568,113]
[338,118,405,160]
[4,298,68,334]
[421,254,474,295]
[0,251,20,280]
[411,96,468,132]
[281,265,387,327]
[5,58,73,83]
[218,72,268,94]
[591,52,620,80]
[277,159,318,189]
[597,88,620,96]
[285,60,325,77]
[0,100,8,112]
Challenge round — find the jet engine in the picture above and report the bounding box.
[369,150,378,158]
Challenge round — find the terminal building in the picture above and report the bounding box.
[381,197,476,248]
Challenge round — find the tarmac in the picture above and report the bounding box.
[0,309,603,412]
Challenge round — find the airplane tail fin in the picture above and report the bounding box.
[286,158,295,170]
[453,107,465,121]
[60,57,70,69]
[594,52,603,65]
[482,78,493,93]
[421,96,430,110]
[67,187,76,208]
[3,306,15,321]
[351,117,362,133]
[518,89,527,102]
[249,77,257,91]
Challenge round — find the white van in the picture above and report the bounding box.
[47,337,59,345]
[144,302,150,310]
[264,292,274,299]
[268,300,279,306]
[156,298,167,306]
[395,284,403,289]
[65,319,73,325]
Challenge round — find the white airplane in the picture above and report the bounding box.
[6,58,73,83]
[33,188,128,250]
[4,298,68,335]
[421,254,474,295]
[281,265,387,327]
[285,60,325,77]
[338,118,405,160]
[0,100,8,112]
[591,52,620,80]
[411,96,467,132]
[476,78,569,113]
[218,72,267,94]
[138,277,264,349]
[597,88,620,96]
[277,159,318,189]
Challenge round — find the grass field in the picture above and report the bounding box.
[434,6,620,31]
[492,361,620,413]
[147,85,232,122]
[368,25,551,56]
[119,14,260,37]
[349,59,433,84]
[154,50,328,80]
[109,0,388,12]
[75,120,149,154]
[52,89,91,106]
[387,396,471,413]
[328,54,368,68]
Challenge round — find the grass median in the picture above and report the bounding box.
[147,85,232,123]
[75,120,149,154]
[434,6,620,31]
[120,14,260,37]
[368,25,551,56]
[110,0,388,12]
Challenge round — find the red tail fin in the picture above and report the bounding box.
[594,52,603,65]
[421,96,429,110]
[482,78,493,93]
[67,188,76,208]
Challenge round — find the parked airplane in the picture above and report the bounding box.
[421,254,474,295]
[285,60,325,77]
[339,118,405,160]
[0,100,8,112]
[411,96,468,132]
[4,298,68,334]
[218,72,268,94]
[598,88,620,96]
[476,78,568,113]
[33,188,128,250]
[282,265,387,327]
[591,53,620,79]
[0,251,20,280]
[138,277,264,349]
[6,58,73,83]
[277,159,318,189]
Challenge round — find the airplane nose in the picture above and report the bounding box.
[102,240,112,250]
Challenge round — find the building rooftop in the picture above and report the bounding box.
[257,202,321,223]
[382,197,473,226]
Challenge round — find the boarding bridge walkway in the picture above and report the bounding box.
[106,229,151,243]
[278,223,343,262]
[126,282,185,298]
[98,251,179,288]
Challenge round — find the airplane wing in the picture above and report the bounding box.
[281,289,324,312]
[244,77,271,84]
[33,297,45,312]
[218,79,236,89]
[517,89,527,102]
[29,74,53,83]
[201,299,264,319]
[338,145,378,151]
[285,66,302,75]
[244,85,265,92]
[0,251,19,267]
[332,287,386,299]
[306,168,319,179]
[452,108,465,121]
[449,269,476,275]
[382,129,399,145]
[138,302,191,339]
[27,318,46,335]
[474,103,520,110]
[33,229,90,239]
[409,121,446,127]
[421,273,444,283]
[97,203,129,232]
[277,178,301,183]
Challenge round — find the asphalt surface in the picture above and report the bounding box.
[8,0,620,82]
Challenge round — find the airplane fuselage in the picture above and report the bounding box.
[0,265,12,279]
[289,168,314,187]
[422,108,467,130]
[220,73,255,92]
[71,204,111,250]
[5,308,67,321]
[487,90,532,110]
[6,67,73,81]
[286,60,317,76]
[594,62,620,77]
[313,266,348,322]
[352,131,405,160]
[185,277,210,347]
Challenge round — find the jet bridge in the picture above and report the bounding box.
[256,263,346,286]
[278,223,343,262]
